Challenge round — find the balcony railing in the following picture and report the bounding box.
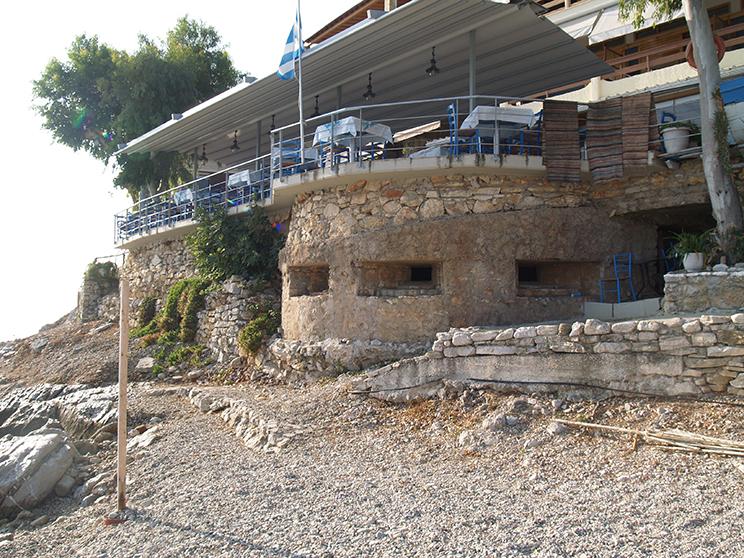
[114,93,701,244]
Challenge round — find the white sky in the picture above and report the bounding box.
[0,0,356,341]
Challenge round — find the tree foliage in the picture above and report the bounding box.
[186,207,285,283]
[619,0,682,30]
[33,18,240,200]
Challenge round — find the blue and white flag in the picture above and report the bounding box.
[277,10,302,80]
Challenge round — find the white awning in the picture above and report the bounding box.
[119,0,612,164]
[589,5,683,45]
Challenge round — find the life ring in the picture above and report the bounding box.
[686,35,726,69]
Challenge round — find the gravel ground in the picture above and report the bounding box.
[5,380,744,558]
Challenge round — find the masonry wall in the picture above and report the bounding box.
[354,314,744,401]
[122,238,197,303]
[281,174,659,343]
[663,268,744,313]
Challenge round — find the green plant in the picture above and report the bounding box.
[138,296,157,327]
[659,120,699,133]
[186,206,285,283]
[237,305,280,356]
[84,261,119,293]
[670,230,713,257]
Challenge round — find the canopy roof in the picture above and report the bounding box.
[119,0,612,167]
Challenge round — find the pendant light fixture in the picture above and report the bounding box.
[362,73,376,100]
[199,144,209,166]
[426,46,440,77]
[230,130,240,152]
[311,95,320,117]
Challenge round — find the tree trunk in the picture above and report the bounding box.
[683,0,744,258]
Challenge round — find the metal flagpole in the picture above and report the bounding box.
[297,0,305,165]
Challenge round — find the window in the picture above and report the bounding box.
[516,260,598,298]
[288,265,329,297]
[357,262,441,297]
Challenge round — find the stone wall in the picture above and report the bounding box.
[282,174,657,342]
[260,338,429,383]
[353,314,744,401]
[122,238,197,303]
[78,280,119,323]
[663,267,744,313]
[196,277,279,364]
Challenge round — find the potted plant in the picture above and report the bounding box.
[671,230,712,272]
[660,121,699,154]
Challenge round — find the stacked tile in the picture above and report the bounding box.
[542,100,581,183]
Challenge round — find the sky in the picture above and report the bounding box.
[0,0,356,342]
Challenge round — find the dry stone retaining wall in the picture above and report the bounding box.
[196,277,279,364]
[122,238,197,303]
[663,267,744,313]
[355,314,744,401]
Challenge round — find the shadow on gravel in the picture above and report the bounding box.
[132,510,313,557]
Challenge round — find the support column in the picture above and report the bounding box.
[384,0,397,11]
[469,30,476,113]
[255,120,262,170]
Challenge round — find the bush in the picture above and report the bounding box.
[85,261,119,294]
[131,279,211,342]
[238,305,280,356]
[186,206,284,283]
[138,296,157,327]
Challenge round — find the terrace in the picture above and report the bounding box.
[113,0,613,247]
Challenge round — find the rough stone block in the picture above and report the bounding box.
[638,331,658,341]
[451,332,472,347]
[707,346,744,358]
[514,327,537,339]
[715,330,744,345]
[637,320,662,332]
[548,340,586,353]
[471,330,498,343]
[691,333,717,347]
[659,336,691,351]
[495,328,515,341]
[611,321,637,334]
[535,325,559,336]
[594,342,631,354]
[683,357,727,369]
[682,320,702,333]
[731,313,744,325]
[475,346,518,356]
[584,319,611,335]
[569,322,584,337]
[700,315,731,326]
[631,342,659,353]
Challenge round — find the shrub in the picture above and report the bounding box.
[186,206,285,283]
[138,296,157,327]
[670,230,713,257]
[238,305,280,356]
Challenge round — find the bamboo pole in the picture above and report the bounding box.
[117,276,130,512]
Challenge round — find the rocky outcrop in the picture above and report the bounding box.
[0,384,117,518]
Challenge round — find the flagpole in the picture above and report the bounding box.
[297,0,305,165]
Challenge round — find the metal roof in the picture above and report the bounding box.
[119,0,612,164]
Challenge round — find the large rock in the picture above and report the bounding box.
[0,429,76,517]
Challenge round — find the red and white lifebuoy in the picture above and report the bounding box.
[686,35,726,69]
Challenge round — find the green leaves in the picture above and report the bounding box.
[618,0,683,30]
[33,17,240,200]
[186,207,284,283]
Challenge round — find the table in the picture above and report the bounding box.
[461,106,538,150]
[313,116,393,163]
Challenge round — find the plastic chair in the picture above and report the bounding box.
[447,104,481,156]
[598,253,638,304]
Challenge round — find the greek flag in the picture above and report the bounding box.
[277,10,302,80]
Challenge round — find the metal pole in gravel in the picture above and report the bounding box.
[117,275,130,512]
